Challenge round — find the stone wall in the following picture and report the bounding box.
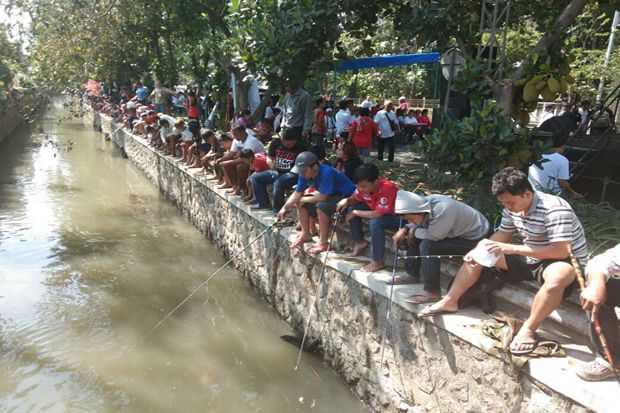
[0,105,24,144]
[88,110,595,413]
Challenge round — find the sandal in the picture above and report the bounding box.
[291,237,312,249]
[509,336,539,356]
[405,292,441,304]
[306,244,331,254]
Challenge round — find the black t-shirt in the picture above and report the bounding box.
[335,157,363,181]
[268,139,307,174]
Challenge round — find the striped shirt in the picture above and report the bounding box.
[498,191,588,265]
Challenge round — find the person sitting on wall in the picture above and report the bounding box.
[188,128,215,169]
[216,123,265,196]
[574,243,620,381]
[528,134,582,199]
[419,167,588,356]
[238,148,270,204]
[336,164,402,272]
[334,140,363,181]
[277,151,356,254]
[156,114,176,153]
[250,127,307,213]
[390,190,491,304]
[207,134,232,184]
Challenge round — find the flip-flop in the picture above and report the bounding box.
[307,244,330,254]
[405,293,441,304]
[418,305,457,318]
[291,237,312,249]
[385,275,421,285]
[509,337,539,356]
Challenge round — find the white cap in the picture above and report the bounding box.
[394,190,430,214]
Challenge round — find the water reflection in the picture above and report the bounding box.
[0,100,365,412]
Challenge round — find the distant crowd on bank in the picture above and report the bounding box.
[84,78,619,384]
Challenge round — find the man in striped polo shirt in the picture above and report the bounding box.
[420,167,587,356]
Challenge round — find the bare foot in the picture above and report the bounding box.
[418,297,459,317]
[509,325,538,354]
[291,236,313,249]
[360,261,384,273]
[350,241,369,257]
[218,184,232,189]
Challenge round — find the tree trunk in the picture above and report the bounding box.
[250,88,271,124]
[493,0,588,116]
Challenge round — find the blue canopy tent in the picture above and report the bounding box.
[332,52,441,104]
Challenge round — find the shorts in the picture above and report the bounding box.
[196,143,211,154]
[302,194,347,219]
[487,254,576,298]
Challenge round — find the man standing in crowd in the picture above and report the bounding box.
[335,98,354,142]
[134,81,149,105]
[217,123,265,196]
[149,80,173,114]
[420,167,587,357]
[361,96,373,109]
[349,107,378,157]
[374,100,399,162]
[390,191,491,304]
[336,164,401,273]
[251,128,307,213]
[575,244,620,381]
[281,81,313,143]
[277,152,356,254]
[528,134,582,199]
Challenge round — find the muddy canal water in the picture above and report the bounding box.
[0,100,365,412]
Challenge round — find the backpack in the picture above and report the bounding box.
[447,268,505,314]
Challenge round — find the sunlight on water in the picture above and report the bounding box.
[0,99,366,412]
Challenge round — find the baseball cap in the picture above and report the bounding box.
[291,151,318,174]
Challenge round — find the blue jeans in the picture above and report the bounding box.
[358,147,371,157]
[251,170,298,212]
[406,237,480,293]
[348,203,402,262]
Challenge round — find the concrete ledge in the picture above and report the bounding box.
[87,108,618,413]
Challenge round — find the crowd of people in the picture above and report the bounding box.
[85,79,618,384]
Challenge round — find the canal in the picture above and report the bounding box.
[0,100,365,412]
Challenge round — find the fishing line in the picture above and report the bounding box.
[144,224,274,339]
[376,218,403,401]
[396,254,465,260]
[294,212,341,370]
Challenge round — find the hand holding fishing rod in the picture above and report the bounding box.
[568,247,619,383]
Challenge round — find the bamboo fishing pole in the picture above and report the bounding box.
[569,247,619,383]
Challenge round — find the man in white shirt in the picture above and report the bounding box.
[361,96,373,109]
[528,134,581,198]
[537,104,555,127]
[374,100,399,162]
[335,98,354,140]
[216,123,265,196]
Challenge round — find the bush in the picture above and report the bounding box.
[417,102,546,185]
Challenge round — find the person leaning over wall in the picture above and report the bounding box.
[390,190,491,305]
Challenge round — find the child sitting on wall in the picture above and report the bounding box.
[238,148,270,204]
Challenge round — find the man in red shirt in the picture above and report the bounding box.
[337,163,402,272]
[349,107,378,157]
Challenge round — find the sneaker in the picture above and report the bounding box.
[575,357,616,381]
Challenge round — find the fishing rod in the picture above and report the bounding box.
[144,223,275,339]
[294,212,341,370]
[377,219,403,401]
[105,123,125,139]
[569,248,619,383]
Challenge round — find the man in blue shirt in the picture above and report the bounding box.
[135,81,149,104]
[277,151,356,254]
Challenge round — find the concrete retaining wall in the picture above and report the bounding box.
[86,110,601,413]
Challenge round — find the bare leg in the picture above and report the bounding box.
[297,206,313,242]
[511,262,575,352]
[350,240,369,257]
[316,209,330,246]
